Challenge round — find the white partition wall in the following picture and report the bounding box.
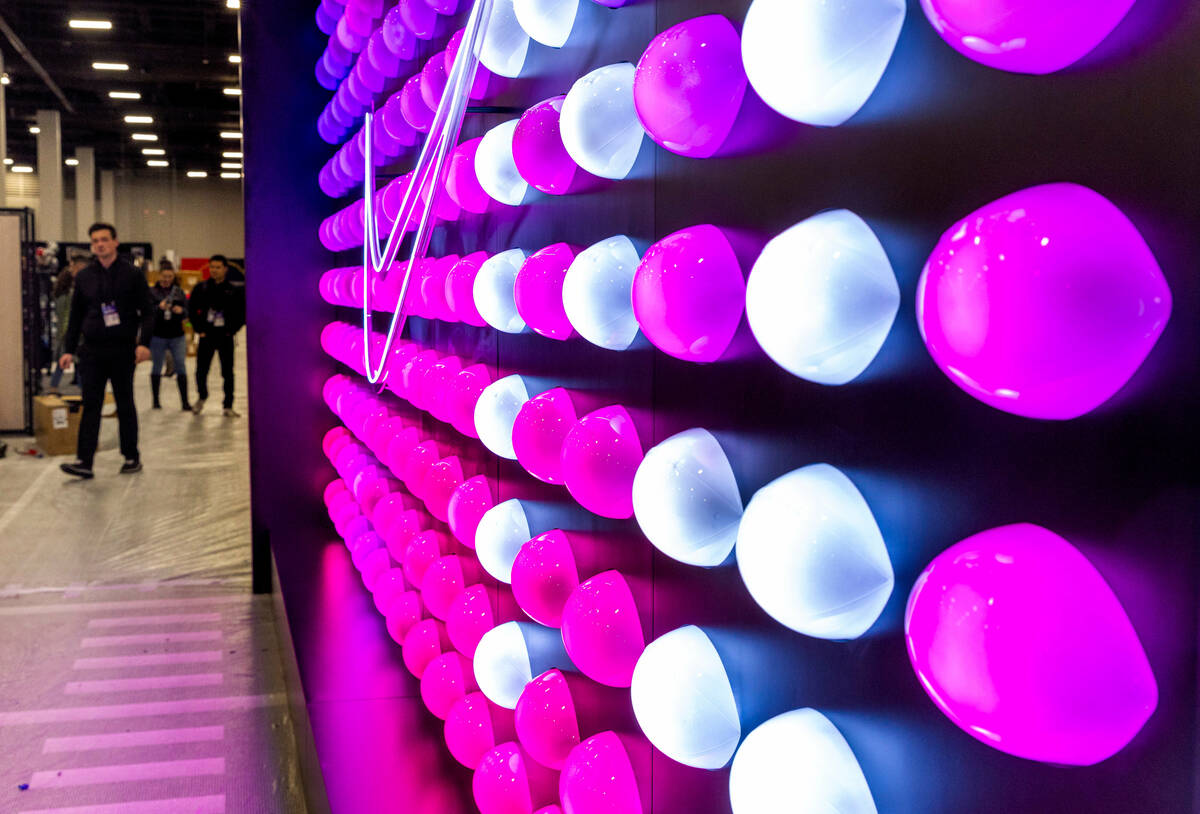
[0,211,26,431]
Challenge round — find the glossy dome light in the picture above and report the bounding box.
[917,183,1171,420]
[474,249,531,334]
[474,742,559,814]
[632,428,742,567]
[445,692,516,769]
[513,388,579,485]
[633,15,747,159]
[514,0,579,47]
[479,0,531,78]
[729,709,877,814]
[475,375,532,460]
[475,120,531,207]
[559,732,644,814]
[746,210,899,385]
[511,529,580,627]
[905,523,1157,765]
[561,571,644,687]
[560,406,643,520]
[560,63,647,180]
[514,243,580,340]
[514,668,580,770]
[513,96,581,195]
[474,621,572,709]
[632,224,745,363]
[741,0,905,127]
[919,0,1137,75]
[562,235,643,351]
[632,626,739,770]
[476,498,534,584]
[736,464,893,640]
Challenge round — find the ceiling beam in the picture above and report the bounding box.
[0,12,75,114]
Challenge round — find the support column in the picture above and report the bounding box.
[99,169,116,224]
[34,109,63,241]
[0,53,7,208]
[75,147,95,239]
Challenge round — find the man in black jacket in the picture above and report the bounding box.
[59,223,153,479]
[188,254,246,417]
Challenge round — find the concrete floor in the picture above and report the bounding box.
[0,343,309,814]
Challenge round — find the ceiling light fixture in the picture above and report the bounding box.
[109,91,141,99]
[229,54,242,64]
[124,115,153,124]
[131,133,158,141]
[0,74,10,86]
[69,19,113,30]
[92,62,130,71]
[223,88,242,96]
[187,171,208,178]
[28,126,40,134]
[12,166,33,173]
[220,162,242,169]
[142,148,165,155]
[147,160,169,167]
[219,131,242,139]
[65,158,79,166]
[226,0,240,8]
[221,151,243,159]
[220,172,242,179]
[2,159,10,165]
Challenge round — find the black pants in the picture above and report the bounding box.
[195,334,235,409]
[77,345,138,467]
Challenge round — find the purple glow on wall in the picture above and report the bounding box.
[917,183,1171,420]
[905,523,1158,765]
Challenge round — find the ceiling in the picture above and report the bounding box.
[0,0,242,174]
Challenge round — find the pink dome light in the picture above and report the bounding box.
[383,426,422,473]
[402,527,453,587]
[446,251,492,326]
[559,731,645,814]
[360,548,393,592]
[447,584,504,658]
[560,406,643,519]
[420,51,449,110]
[424,457,467,522]
[633,14,747,159]
[917,183,1171,420]
[399,0,437,39]
[560,571,645,687]
[447,139,493,215]
[514,244,580,341]
[511,530,580,628]
[473,742,560,814]
[385,590,424,644]
[446,692,517,769]
[421,651,480,720]
[402,440,443,498]
[421,554,483,621]
[906,523,1157,765]
[383,509,427,561]
[449,364,494,438]
[514,668,630,772]
[400,73,434,132]
[371,568,410,616]
[446,27,492,100]
[402,618,452,678]
[512,388,579,485]
[448,475,496,548]
[513,96,584,195]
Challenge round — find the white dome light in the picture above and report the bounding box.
[631,626,740,770]
[735,464,893,640]
[514,0,579,47]
[746,210,899,385]
[729,708,878,814]
[474,375,531,460]
[480,0,531,78]
[475,498,532,583]
[473,621,571,709]
[562,235,642,351]
[741,0,905,126]
[560,63,647,180]
[474,248,531,334]
[632,429,742,567]
[475,120,531,206]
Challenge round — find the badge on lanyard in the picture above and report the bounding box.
[102,302,121,327]
[211,310,225,328]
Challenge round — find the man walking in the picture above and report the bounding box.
[59,223,153,479]
[189,254,246,417]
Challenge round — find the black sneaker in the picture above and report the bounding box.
[119,459,143,474]
[61,461,94,479]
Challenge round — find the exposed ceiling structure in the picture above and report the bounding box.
[0,0,242,174]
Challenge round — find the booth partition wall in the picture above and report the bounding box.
[242,1,1200,812]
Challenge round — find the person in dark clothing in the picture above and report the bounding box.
[47,257,87,394]
[189,254,246,417]
[148,264,191,411]
[59,223,153,479]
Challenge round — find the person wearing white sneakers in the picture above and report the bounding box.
[188,254,245,417]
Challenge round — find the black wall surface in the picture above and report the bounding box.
[244,1,1200,811]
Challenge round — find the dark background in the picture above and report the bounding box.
[244,0,1200,811]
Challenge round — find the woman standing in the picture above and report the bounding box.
[148,263,192,411]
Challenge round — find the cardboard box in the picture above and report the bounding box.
[34,395,81,456]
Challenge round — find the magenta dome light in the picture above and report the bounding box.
[514,96,583,195]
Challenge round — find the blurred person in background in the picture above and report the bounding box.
[148,262,192,411]
[189,254,246,417]
[46,256,87,395]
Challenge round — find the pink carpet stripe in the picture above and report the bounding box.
[88,613,222,628]
[29,758,225,788]
[65,673,224,695]
[81,631,223,647]
[72,651,223,670]
[0,693,284,725]
[43,725,225,753]
[18,794,225,813]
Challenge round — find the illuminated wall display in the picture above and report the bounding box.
[632,428,742,568]
[513,243,581,340]
[514,0,579,47]
[560,63,648,180]
[473,621,574,709]
[512,387,579,485]
[475,119,532,206]
[633,15,747,159]
[905,523,1158,765]
[741,0,905,126]
[479,0,531,78]
[475,498,534,583]
[746,209,900,385]
[474,375,532,460]
[917,183,1171,420]
[510,529,580,627]
[474,248,532,333]
[630,626,740,770]
[560,405,643,519]
[736,464,893,639]
[513,668,582,769]
[562,235,643,351]
[729,709,878,814]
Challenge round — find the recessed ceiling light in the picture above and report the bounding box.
[65,158,79,166]
[92,62,129,71]
[131,133,158,142]
[0,74,10,86]
[226,0,240,9]
[124,115,153,124]
[220,172,242,179]
[3,159,12,165]
[221,151,243,159]
[147,160,169,167]
[109,91,141,100]
[220,162,243,169]
[69,19,113,30]
[12,166,33,174]
[229,54,241,64]
[142,148,165,156]
[187,171,208,178]
[223,88,242,96]
[28,126,40,134]
[219,132,242,140]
